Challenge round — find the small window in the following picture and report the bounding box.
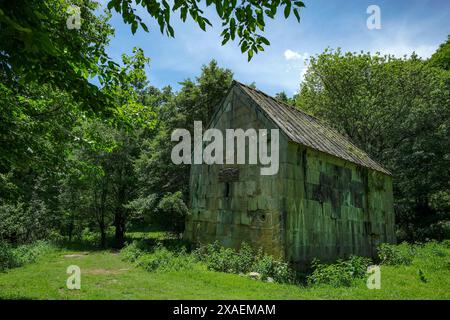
[224,182,231,198]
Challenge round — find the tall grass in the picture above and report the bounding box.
[0,240,55,272]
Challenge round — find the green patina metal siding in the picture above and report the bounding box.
[184,85,395,267]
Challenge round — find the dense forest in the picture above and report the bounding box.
[1,0,449,253]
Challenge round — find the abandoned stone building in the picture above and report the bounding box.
[184,81,395,266]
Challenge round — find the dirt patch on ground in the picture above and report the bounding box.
[63,252,89,258]
[84,268,130,275]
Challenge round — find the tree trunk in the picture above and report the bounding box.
[114,185,127,248]
[114,214,125,249]
[99,223,106,248]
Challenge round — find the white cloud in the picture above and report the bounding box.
[284,49,308,61]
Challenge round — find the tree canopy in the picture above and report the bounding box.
[107,0,305,61]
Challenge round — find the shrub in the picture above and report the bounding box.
[0,240,54,272]
[307,256,372,287]
[194,241,296,283]
[0,198,53,243]
[234,242,256,274]
[253,255,295,284]
[345,255,372,278]
[156,192,189,233]
[199,245,237,273]
[12,241,54,266]
[377,242,415,265]
[413,241,450,271]
[121,241,194,272]
[442,239,450,248]
[81,228,100,244]
[0,240,16,271]
[195,241,254,273]
[120,240,146,262]
[193,241,221,260]
[136,246,194,272]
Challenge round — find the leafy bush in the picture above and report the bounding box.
[81,228,100,244]
[345,255,373,278]
[234,242,256,274]
[0,199,52,243]
[375,241,450,273]
[12,241,54,266]
[0,240,16,271]
[120,241,146,263]
[253,255,295,284]
[156,191,189,233]
[412,241,450,271]
[377,242,415,265]
[442,239,450,248]
[204,246,237,273]
[195,241,253,273]
[194,241,295,283]
[121,241,194,272]
[80,227,115,247]
[400,221,450,242]
[0,240,55,272]
[136,246,194,272]
[307,256,372,287]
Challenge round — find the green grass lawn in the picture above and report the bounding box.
[1,237,449,300]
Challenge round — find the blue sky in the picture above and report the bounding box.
[100,0,450,95]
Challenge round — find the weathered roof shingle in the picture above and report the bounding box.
[235,81,391,175]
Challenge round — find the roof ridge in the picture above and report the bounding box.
[234,81,357,144]
[233,80,323,122]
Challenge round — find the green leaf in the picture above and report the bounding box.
[140,22,149,32]
[173,0,183,10]
[222,33,230,45]
[204,17,212,27]
[230,18,236,39]
[293,8,301,22]
[216,1,223,17]
[167,25,174,37]
[241,41,249,53]
[198,17,206,31]
[248,49,254,61]
[259,37,270,46]
[256,10,265,29]
[180,7,187,21]
[284,2,291,18]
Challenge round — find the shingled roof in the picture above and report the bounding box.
[234,81,391,175]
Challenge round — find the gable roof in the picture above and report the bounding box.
[234,81,391,175]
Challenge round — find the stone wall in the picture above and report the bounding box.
[284,143,395,267]
[184,87,288,258]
